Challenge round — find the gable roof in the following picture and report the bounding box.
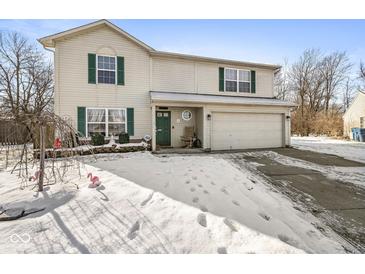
[38,19,281,70]
[38,19,155,51]
[343,91,365,117]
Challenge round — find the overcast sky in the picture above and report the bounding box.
[1,19,364,76]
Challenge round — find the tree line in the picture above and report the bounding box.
[274,49,365,136]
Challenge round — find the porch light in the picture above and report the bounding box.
[207,114,211,120]
[286,115,290,119]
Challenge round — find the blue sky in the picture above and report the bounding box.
[0,19,364,74]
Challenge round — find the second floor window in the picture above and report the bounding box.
[225,68,251,93]
[97,56,116,84]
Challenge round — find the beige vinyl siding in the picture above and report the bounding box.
[152,56,275,98]
[343,93,365,138]
[55,26,151,139]
[152,57,195,93]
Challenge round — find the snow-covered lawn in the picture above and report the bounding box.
[0,151,349,254]
[292,136,365,163]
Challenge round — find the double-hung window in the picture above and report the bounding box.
[225,68,251,93]
[97,56,116,84]
[87,108,126,137]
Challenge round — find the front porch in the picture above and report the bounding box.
[151,103,205,152]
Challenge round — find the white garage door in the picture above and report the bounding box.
[211,112,284,150]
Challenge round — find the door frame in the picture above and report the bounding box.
[155,110,171,146]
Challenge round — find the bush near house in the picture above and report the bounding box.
[91,133,105,146]
[118,132,130,144]
[291,110,343,137]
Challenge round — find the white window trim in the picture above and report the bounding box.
[96,55,117,85]
[224,68,251,93]
[86,107,127,138]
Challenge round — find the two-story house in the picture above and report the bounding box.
[39,19,295,151]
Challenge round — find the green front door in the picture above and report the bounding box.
[156,111,171,146]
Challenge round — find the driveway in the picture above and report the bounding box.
[227,148,365,252]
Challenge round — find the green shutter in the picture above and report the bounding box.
[219,67,224,91]
[251,70,256,93]
[117,56,125,85]
[127,108,134,136]
[88,54,96,84]
[77,107,86,137]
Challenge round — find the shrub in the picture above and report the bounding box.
[119,132,130,144]
[91,133,105,146]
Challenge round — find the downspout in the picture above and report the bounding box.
[40,45,58,116]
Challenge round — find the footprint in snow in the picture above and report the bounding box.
[185,180,191,184]
[210,181,216,186]
[192,197,199,203]
[197,184,203,188]
[223,218,238,232]
[140,192,154,206]
[197,213,207,227]
[190,187,196,192]
[127,221,140,240]
[220,187,229,195]
[217,247,227,254]
[203,190,209,195]
[232,200,240,206]
[278,234,299,247]
[192,176,197,180]
[199,205,208,212]
[259,212,271,221]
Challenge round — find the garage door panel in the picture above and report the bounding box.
[211,112,283,150]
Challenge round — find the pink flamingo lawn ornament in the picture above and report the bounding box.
[29,171,40,182]
[87,173,101,188]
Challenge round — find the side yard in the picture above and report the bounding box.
[291,136,365,163]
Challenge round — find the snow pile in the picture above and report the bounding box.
[90,152,348,253]
[292,136,365,163]
[0,159,301,254]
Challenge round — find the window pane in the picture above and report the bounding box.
[88,124,106,137]
[87,109,105,122]
[108,124,125,135]
[239,70,250,81]
[98,56,115,70]
[98,70,115,84]
[239,82,251,93]
[225,80,237,92]
[225,69,237,80]
[108,109,125,122]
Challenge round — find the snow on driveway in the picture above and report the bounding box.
[0,158,301,254]
[292,136,365,163]
[90,152,348,253]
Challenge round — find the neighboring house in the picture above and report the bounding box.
[38,19,296,151]
[343,91,365,139]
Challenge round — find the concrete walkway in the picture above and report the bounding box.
[230,148,365,253]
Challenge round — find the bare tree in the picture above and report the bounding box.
[342,77,356,112]
[274,58,291,100]
[289,49,324,135]
[359,61,365,88]
[320,51,352,114]
[0,31,56,191]
[0,31,53,121]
